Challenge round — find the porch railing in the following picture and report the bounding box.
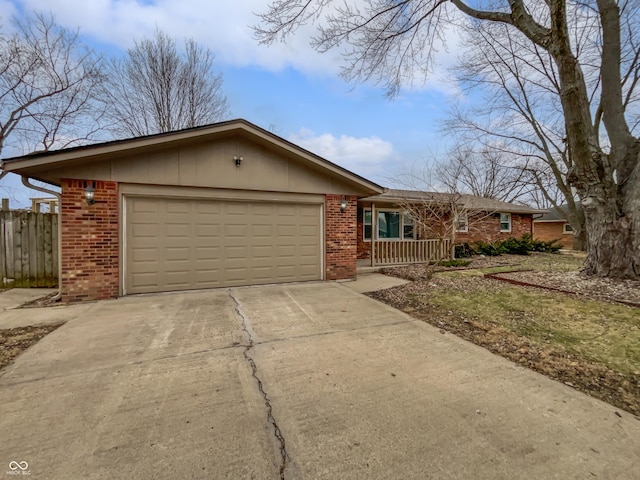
[373,239,451,266]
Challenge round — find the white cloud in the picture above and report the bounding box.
[12,0,462,94]
[289,127,394,176]
[13,0,344,76]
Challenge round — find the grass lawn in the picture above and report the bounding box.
[371,253,640,415]
[428,278,640,377]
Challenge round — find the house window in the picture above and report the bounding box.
[455,213,468,233]
[363,209,372,240]
[363,209,415,240]
[378,210,401,238]
[403,212,415,239]
[563,223,574,234]
[500,213,511,232]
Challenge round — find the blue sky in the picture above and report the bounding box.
[1,0,465,206]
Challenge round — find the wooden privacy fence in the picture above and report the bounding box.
[373,238,452,266]
[0,210,58,288]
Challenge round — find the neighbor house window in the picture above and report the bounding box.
[563,223,574,234]
[363,209,415,240]
[500,213,512,232]
[455,213,468,233]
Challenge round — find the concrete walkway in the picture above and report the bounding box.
[0,289,56,312]
[0,289,93,329]
[345,272,410,293]
[0,283,638,479]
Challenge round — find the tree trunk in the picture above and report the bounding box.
[582,149,640,278]
[572,228,587,251]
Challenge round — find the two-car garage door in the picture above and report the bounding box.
[125,196,322,295]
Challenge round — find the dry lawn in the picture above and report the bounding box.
[371,253,640,416]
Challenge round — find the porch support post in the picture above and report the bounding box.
[371,203,376,267]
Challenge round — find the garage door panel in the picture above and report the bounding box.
[130,247,158,261]
[131,199,159,212]
[131,224,159,237]
[130,272,159,288]
[195,224,221,237]
[126,197,322,294]
[195,202,221,214]
[277,205,296,215]
[252,245,275,258]
[196,246,221,260]
[251,224,274,237]
[225,224,248,237]
[166,201,190,214]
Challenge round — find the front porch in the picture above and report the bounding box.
[356,196,453,268]
[358,238,452,268]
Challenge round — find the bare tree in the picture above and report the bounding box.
[443,15,620,251]
[105,29,230,137]
[390,170,504,266]
[435,146,533,204]
[255,0,640,279]
[0,12,105,156]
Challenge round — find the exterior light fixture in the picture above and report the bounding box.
[84,181,95,205]
[234,155,243,167]
[340,196,347,213]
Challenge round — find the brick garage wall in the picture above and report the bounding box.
[534,221,573,248]
[456,213,533,244]
[61,179,119,302]
[326,195,358,280]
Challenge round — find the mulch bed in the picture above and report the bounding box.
[0,324,63,371]
[489,270,640,307]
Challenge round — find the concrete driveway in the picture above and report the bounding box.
[1,283,639,479]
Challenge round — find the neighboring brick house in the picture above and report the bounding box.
[2,119,383,302]
[357,189,545,264]
[534,205,578,249]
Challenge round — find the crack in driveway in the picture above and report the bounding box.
[229,289,288,479]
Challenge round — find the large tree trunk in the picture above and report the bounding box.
[545,0,639,279]
[582,148,640,278]
[572,229,587,252]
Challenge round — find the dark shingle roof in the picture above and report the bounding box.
[535,203,582,222]
[362,189,546,215]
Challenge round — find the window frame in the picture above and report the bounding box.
[363,208,416,241]
[562,223,574,234]
[455,213,469,233]
[500,212,512,233]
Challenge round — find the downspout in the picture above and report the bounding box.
[20,176,63,301]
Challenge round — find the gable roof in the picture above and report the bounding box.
[361,189,547,214]
[0,119,384,194]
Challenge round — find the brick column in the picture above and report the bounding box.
[325,194,358,280]
[61,179,119,302]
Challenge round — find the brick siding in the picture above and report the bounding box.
[534,221,574,248]
[61,179,119,302]
[456,213,533,244]
[326,194,358,280]
[356,206,535,258]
